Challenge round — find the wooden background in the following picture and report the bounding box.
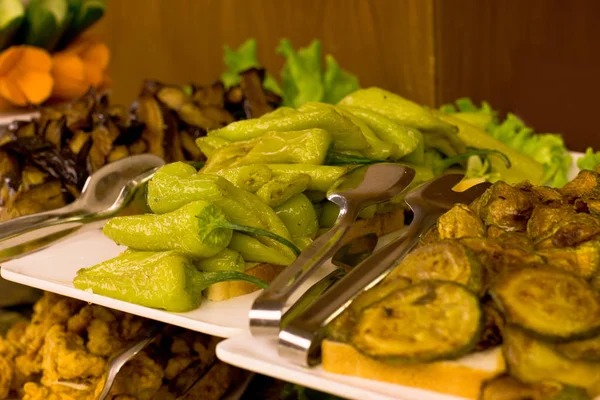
[94,0,600,151]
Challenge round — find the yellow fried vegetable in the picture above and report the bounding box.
[471,181,533,232]
[437,204,486,240]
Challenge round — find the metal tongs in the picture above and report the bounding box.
[278,174,492,366]
[0,154,165,262]
[249,163,416,337]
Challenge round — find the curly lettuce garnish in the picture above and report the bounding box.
[441,98,572,187]
[578,147,600,171]
[221,38,359,108]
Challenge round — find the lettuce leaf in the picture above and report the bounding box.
[278,38,359,107]
[578,147,600,171]
[220,38,282,95]
[440,98,572,187]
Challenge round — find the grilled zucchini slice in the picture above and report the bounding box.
[351,281,482,363]
[491,266,600,341]
[502,326,600,396]
[326,277,410,343]
[479,374,591,400]
[387,240,483,294]
[554,335,600,362]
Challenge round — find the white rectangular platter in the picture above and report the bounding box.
[1,229,335,337]
[217,334,467,400]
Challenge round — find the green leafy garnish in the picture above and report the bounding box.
[578,147,600,171]
[278,39,359,108]
[441,98,572,187]
[220,38,282,94]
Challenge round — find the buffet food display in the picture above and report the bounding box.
[0,35,599,400]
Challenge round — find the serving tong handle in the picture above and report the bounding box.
[249,164,416,338]
[278,174,492,366]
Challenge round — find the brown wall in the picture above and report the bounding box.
[95,0,600,151]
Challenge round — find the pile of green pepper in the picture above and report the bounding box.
[73,86,548,313]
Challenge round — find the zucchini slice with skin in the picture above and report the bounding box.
[387,240,483,294]
[554,335,600,362]
[502,325,600,396]
[479,374,591,400]
[351,281,482,363]
[326,277,410,343]
[491,266,600,342]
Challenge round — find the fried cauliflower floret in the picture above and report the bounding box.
[40,326,105,386]
[94,354,163,400]
[21,293,83,356]
[0,356,14,399]
[23,382,93,400]
[164,355,193,380]
[86,319,124,357]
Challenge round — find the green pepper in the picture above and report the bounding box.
[73,251,267,312]
[148,163,292,241]
[207,108,368,151]
[338,87,457,135]
[293,237,313,251]
[259,106,299,120]
[319,201,340,228]
[432,111,546,184]
[202,129,332,173]
[147,163,225,214]
[337,105,419,160]
[103,200,232,258]
[402,129,425,164]
[256,174,311,208]
[214,165,272,193]
[194,248,244,272]
[195,136,231,158]
[299,102,395,160]
[266,164,355,192]
[274,193,319,238]
[228,232,295,266]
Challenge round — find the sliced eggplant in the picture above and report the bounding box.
[491,267,600,341]
[351,281,482,363]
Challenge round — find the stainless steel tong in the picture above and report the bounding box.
[278,174,492,366]
[0,154,165,262]
[249,163,416,337]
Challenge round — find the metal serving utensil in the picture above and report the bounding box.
[249,163,416,338]
[278,174,492,367]
[0,154,165,262]
[97,322,164,400]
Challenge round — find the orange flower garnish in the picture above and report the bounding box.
[0,46,53,107]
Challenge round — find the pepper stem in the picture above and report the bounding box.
[212,220,302,256]
[436,148,511,173]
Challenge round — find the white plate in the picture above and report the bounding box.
[0,229,336,338]
[217,334,467,400]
